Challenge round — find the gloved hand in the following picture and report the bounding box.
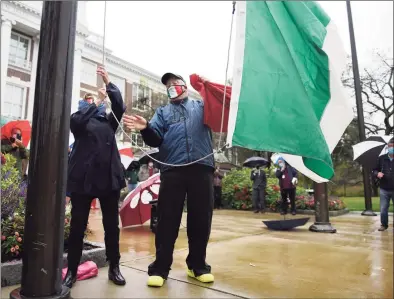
[292,178,298,186]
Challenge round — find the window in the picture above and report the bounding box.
[81,60,97,86]
[131,83,151,111]
[109,73,125,97]
[130,132,146,148]
[159,92,168,106]
[4,83,25,119]
[9,32,31,70]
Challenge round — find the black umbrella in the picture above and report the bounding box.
[126,160,140,171]
[263,217,310,231]
[353,135,392,170]
[243,157,268,168]
[138,148,159,165]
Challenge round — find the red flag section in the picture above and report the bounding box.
[189,74,231,133]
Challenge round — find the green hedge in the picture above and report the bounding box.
[222,168,345,212]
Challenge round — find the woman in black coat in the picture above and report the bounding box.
[63,67,126,288]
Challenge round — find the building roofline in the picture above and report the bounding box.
[84,38,201,99]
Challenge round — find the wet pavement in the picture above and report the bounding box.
[2,210,393,298]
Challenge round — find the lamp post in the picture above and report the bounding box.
[309,182,337,233]
[10,2,77,299]
[346,0,376,216]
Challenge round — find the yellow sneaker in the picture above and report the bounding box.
[187,269,214,283]
[147,275,165,287]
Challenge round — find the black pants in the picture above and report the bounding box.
[281,188,296,213]
[252,188,265,211]
[67,191,121,272]
[214,186,222,209]
[148,164,214,279]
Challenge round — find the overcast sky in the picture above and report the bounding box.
[85,1,393,84]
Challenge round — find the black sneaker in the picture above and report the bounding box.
[378,226,388,231]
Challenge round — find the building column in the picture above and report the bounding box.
[71,47,82,114]
[1,16,16,111]
[27,35,40,121]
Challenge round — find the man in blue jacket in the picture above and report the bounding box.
[123,72,215,287]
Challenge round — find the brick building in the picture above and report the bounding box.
[1,1,240,164]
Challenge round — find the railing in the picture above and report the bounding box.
[8,57,32,71]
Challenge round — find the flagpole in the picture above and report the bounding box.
[10,1,77,299]
[346,0,376,217]
[309,182,337,233]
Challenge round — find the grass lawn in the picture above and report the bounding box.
[341,197,394,213]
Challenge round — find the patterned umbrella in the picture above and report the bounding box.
[119,173,160,227]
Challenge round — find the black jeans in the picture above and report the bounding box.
[281,188,296,213]
[67,191,121,272]
[214,186,222,208]
[252,188,265,211]
[148,164,214,279]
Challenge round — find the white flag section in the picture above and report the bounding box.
[227,1,353,183]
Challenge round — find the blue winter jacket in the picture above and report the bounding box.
[140,97,214,172]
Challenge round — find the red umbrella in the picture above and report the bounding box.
[118,146,135,169]
[119,173,160,227]
[1,120,31,147]
[189,74,231,133]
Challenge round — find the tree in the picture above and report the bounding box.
[342,52,393,136]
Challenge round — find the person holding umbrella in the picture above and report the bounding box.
[126,163,140,192]
[373,137,394,231]
[250,165,267,213]
[275,157,298,215]
[123,72,215,288]
[1,127,29,177]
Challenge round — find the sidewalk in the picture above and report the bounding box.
[2,210,392,298]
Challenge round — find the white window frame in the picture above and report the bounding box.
[81,59,97,86]
[109,73,125,97]
[3,80,27,120]
[130,132,147,149]
[131,83,151,112]
[9,31,32,70]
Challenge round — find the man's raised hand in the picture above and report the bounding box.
[123,114,148,131]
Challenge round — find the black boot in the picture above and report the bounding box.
[62,270,77,288]
[108,263,126,286]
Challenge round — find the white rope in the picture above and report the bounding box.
[102,1,107,66]
[102,2,236,167]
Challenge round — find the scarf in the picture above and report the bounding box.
[78,99,106,118]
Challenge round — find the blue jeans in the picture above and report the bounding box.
[128,183,137,192]
[380,189,394,228]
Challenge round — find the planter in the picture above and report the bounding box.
[295,208,349,217]
[1,241,106,287]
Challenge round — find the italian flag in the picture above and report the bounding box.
[227,1,353,183]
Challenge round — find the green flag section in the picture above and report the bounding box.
[227,1,353,182]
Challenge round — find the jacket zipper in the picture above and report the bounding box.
[181,105,191,163]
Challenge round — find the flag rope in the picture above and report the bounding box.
[102,1,236,167]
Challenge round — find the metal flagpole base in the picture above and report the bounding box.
[361,210,377,216]
[309,222,337,233]
[10,286,71,299]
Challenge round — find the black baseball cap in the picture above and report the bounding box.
[161,72,186,85]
